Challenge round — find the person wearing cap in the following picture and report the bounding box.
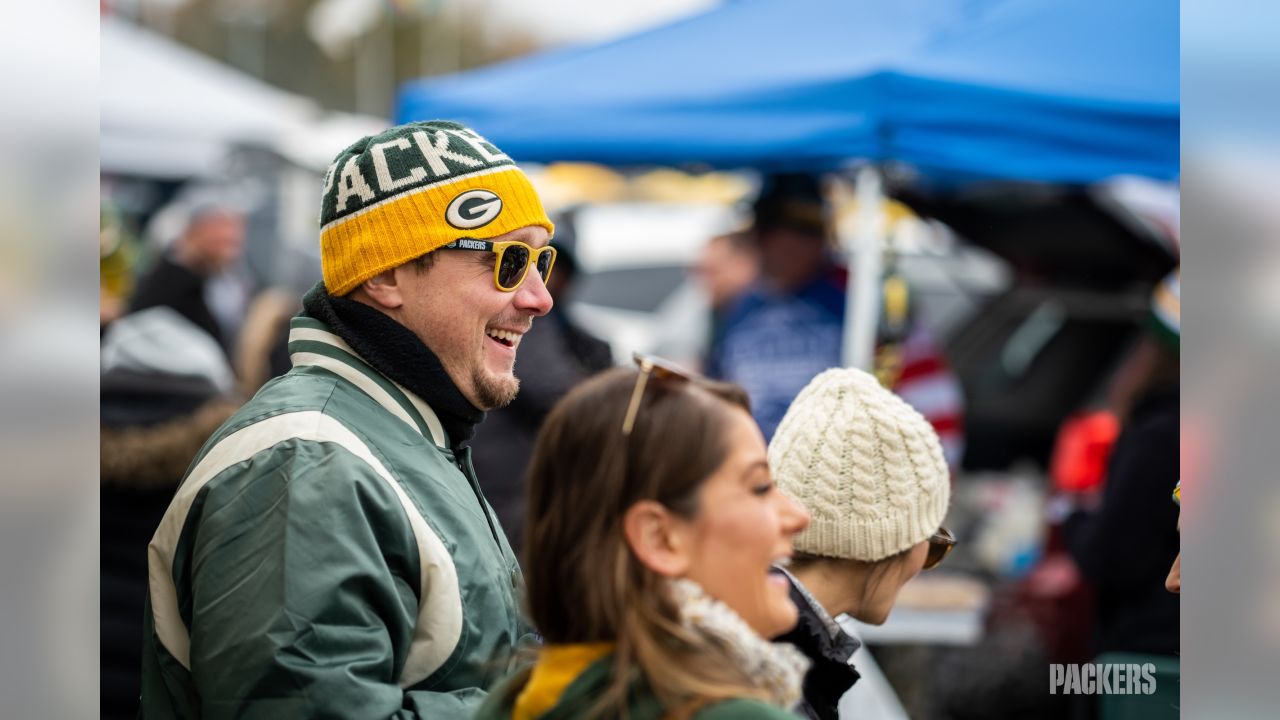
[767,367,954,720]
[705,174,964,468]
[140,121,555,717]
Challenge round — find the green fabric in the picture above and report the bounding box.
[474,654,797,720]
[283,335,433,438]
[140,315,535,718]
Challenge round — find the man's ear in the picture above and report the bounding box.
[359,268,404,310]
[623,500,691,578]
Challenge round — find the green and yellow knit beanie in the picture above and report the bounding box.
[319,120,554,295]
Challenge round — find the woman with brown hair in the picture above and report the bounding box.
[475,356,812,720]
[766,367,955,720]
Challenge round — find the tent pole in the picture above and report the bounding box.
[842,164,885,370]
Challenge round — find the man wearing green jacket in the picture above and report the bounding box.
[141,120,557,718]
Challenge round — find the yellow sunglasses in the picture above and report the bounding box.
[442,238,557,292]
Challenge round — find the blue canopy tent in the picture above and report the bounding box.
[397,0,1178,183]
[396,0,1178,367]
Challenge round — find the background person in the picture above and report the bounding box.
[100,308,241,719]
[706,174,963,466]
[693,229,760,364]
[767,367,953,720]
[476,360,812,719]
[129,199,254,357]
[1063,269,1180,657]
[704,174,842,440]
[140,120,554,717]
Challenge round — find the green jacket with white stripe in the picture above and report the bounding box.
[140,315,535,718]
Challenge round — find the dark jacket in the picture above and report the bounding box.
[129,254,228,352]
[1064,383,1180,655]
[101,403,236,720]
[773,570,862,720]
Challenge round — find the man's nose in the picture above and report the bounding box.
[514,267,553,316]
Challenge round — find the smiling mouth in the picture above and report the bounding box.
[485,328,523,349]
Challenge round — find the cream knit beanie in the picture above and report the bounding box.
[769,367,951,562]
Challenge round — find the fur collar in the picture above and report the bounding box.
[670,578,811,710]
[100,400,238,489]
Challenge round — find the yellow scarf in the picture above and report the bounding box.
[512,642,616,720]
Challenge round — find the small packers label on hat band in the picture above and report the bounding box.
[446,189,503,229]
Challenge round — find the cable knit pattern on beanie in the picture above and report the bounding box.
[768,368,950,562]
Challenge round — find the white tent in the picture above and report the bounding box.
[101,16,385,177]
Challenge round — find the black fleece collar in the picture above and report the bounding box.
[302,283,484,448]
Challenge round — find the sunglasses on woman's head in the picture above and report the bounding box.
[621,353,697,436]
[923,526,956,571]
[441,238,557,292]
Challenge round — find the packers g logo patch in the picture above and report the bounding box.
[446,189,503,229]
